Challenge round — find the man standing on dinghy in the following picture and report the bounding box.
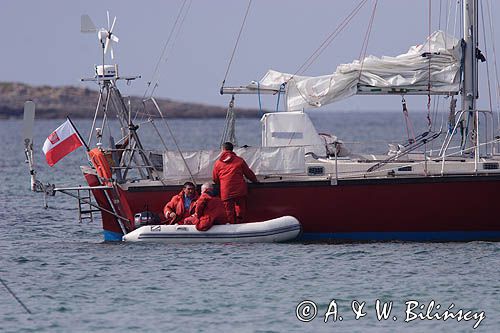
[163,182,199,224]
[213,142,258,224]
[184,183,229,231]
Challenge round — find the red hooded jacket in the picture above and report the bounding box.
[212,151,258,200]
[191,192,229,231]
[163,190,199,224]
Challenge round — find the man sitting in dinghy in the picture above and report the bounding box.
[163,181,199,225]
[184,183,229,231]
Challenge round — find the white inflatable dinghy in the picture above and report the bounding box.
[122,216,301,243]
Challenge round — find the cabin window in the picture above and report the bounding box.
[271,132,304,139]
[308,166,324,176]
[397,166,412,172]
[482,162,499,170]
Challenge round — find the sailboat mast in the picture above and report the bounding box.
[462,0,479,153]
[462,0,479,110]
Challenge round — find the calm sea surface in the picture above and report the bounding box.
[1,113,499,332]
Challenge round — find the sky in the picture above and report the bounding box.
[1,0,499,113]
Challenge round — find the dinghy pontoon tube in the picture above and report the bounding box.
[122,216,301,243]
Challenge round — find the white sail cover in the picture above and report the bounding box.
[258,31,461,111]
[163,146,305,180]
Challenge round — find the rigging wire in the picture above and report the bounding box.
[438,0,443,30]
[480,0,494,117]
[441,0,460,152]
[150,97,197,185]
[480,0,495,155]
[130,0,192,153]
[221,0,253,88]
[453,0,459,37]
[291,0,369,79]
[357,0,378,81]
[485,0,500,131]
[430,2,443,132]
[445,0,452,45]
[283,0,370,107]
[401,97,416,143]
[429,96,442,155]
[133,0,193,125]
[426,0,433,130]
[149,0,192,99]
[430,0,443,134]
[142,0,192,101]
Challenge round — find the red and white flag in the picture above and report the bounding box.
[42,119,83,166]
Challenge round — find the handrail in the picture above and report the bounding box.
[367,131,442,172]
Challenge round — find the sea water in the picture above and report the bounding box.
[0,113,499,332]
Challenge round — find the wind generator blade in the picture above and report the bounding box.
[23,101,35,147]
[81,14,97,33]
[110,16,117,32]
[110,46,114,59]
[107,11,110,30]
[111,34,119,43]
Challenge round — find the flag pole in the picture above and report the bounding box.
[66,116,90,152]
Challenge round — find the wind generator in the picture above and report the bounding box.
[81,11,120,78]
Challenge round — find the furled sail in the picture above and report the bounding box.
[258,31,461,111]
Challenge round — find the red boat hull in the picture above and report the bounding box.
[84,173,500,241]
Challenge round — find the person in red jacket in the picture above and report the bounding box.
[163,181,199,224]
[184,183,229,231]
[212,142,258,224]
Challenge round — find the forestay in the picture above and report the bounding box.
[258,31,461,111]
[163,146,305,180]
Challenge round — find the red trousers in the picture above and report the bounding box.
[183,215,213,231]
[223,196,247,224]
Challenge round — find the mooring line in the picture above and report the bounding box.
[0,276,32,314]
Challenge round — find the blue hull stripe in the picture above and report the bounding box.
[300,231,500,241]
[103,230,124,242]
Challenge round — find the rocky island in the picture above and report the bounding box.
[0,82,259,119]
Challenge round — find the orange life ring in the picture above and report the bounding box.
[88,148,112,180]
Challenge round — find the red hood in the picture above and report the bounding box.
[219,151,235,163]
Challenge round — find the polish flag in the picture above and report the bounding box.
[42,119,83,166]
